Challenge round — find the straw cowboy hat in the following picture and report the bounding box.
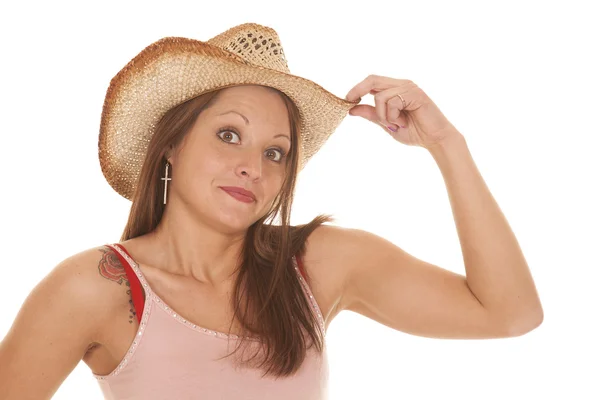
[98,22,359,200]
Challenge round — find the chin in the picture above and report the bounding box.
[213,202,261,231]
[217,215,260,234]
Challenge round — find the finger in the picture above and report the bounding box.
[349,105,399,132]
[385,90,409,125]
[348,104,378,123]
[345,74,400,101]
[373,86,408,125]
[373,91,390,125]
[387,101,407,128]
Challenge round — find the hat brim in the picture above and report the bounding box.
[99,37,358,200]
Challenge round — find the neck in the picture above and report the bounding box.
[143,202,248,288]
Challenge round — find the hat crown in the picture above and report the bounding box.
[207,23,289,73]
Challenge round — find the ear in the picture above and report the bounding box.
[164,144,176,165]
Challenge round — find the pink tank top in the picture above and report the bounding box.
[93,243,329,399]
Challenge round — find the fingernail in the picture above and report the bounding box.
[387,125,398,132]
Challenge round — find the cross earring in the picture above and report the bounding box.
[161,162,171,205]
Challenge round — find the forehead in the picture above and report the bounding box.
[207,85,291,126]
[213,85,284,108]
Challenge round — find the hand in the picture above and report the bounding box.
[345,75,462,149]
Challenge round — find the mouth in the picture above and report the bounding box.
[219,186,256,203]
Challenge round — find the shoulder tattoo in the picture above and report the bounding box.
[98,247,138,324]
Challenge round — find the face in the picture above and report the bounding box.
[167,85,292,232]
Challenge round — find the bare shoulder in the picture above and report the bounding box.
[27,245,131,340]
[0,245,130,398]
[57,244,130,296]
[300,224,357,329]
[64,245,137,336]
[4,244,132,348]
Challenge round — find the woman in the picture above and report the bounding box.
[0,23,543,399]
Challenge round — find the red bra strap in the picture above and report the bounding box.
[111,243,145,325]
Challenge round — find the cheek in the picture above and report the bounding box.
[184,140,225,174]
[173,154,213,193]
[266,174,286,197]
[200,155,225,173]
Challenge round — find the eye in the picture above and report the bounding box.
[217,127,241,144]
[217,127,288,164]
[266,148,286,163]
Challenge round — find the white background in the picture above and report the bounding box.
[1,0,598,399]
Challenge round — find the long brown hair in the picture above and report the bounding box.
[120,85,334,378]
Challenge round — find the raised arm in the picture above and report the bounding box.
[335,75,543,339]
[315,223,541,340]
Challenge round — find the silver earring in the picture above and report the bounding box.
[161,162,171,205]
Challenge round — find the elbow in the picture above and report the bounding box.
[505,309,544,337]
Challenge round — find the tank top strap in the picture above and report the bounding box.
[295,253,308,281]
[105,243,148,325]
[293,254,326,337]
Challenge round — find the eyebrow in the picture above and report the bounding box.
[218,110,291,143]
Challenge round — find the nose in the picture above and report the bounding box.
[235,151,262,180]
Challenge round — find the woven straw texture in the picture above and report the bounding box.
[99,23,358,200]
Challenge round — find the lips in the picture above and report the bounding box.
[219,186,256,202]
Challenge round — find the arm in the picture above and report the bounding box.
[325,134,542,339]
[0,248,114,399]
[427,133,543,335]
